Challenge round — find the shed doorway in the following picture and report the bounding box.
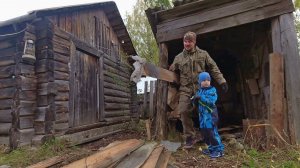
[168,20,271,128]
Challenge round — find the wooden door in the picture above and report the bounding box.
[70,44,102,127]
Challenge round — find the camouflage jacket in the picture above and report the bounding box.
[170,47,226,96]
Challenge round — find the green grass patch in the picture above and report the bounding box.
[241,147,300,168]
[0,138,74,167]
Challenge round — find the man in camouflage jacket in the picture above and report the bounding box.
[169,31,228,148]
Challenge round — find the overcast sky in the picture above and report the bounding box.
[0,0,137,21]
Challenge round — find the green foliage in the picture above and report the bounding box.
[125,0,159,65]
[144,0,173,9]
[241,147,300,168]
[295,0,300,8]
[0,138,71,167]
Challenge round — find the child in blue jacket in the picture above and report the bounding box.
[194,72,224,158]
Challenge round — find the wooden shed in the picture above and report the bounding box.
[0,1,137,148]
[146,0,300,143]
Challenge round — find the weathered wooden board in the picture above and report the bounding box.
[62,139,144,168]
[157,0,294,42]
[143,63,178,83]
[27,156,65,168]
[19,116,34,129]
[0,87,16,99]
[0,123,12,135]
[0,56,15,67]
[158,0,281,32]
[0,65,15,78]
[0,99,13,110]
[0,78,16,89]
[104,95,130,103]
[155,43,169,139]
[155,149,171,168]
[0,109,12,123]
[278,14,300,143]
[104,88,130,98]
[269,53,284,136]
[19,128,35,146]
[104,103,130,110]
[116,142,157,168]
[104,110,131,118]
[141,146,164,168]
[104,116,131,123]
[72,50,99,127]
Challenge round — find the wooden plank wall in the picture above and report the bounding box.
[35,20,71,137]
[47,9,134,128]
[48,9,121,62]
[237,25,271,120]
[271,14,300,143]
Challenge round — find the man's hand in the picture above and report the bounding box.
[221,82,228,93]
[169,64,175,71]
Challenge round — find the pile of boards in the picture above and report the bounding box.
[28,139,171,168]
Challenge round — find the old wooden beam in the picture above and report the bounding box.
[143,62,178,83]
[157,0,294,42]
[141,146,164,168]
[155,43,169,140]
[269,53,285,137]
[27,156,65,168]
[278,13,300,144]
[115,142,157,168]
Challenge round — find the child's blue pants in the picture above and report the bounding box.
[199,108,224,152]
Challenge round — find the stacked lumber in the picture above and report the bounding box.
[62,139,172,168]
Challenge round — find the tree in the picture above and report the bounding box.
[144,0,173,9]
[125,0,158,65]
[125,0,173,65]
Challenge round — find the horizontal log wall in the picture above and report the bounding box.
[35,20,71,137]
[103,56,132,123]
[0,24,37,147]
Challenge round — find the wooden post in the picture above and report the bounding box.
[155,43,168,140]
[269,53,284,137]
[272,13,300,144]
[143,81,148,118]
[149,81,155,119]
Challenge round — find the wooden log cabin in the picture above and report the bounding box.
[0,1,137,148]
[146,0,300,144]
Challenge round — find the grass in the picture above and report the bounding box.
[0,138,76,167]
[240,146,300,168]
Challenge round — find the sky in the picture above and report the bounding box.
[0,0,137,21]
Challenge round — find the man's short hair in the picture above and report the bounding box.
[183,31,196,42]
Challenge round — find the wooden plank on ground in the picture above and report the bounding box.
[155,149,171,168]
[62,139,144,168]
[141,146,164,168]
[115,142,157,168]
[269,53,284,136]
[143,63,178,83]
[27,156,65,168]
